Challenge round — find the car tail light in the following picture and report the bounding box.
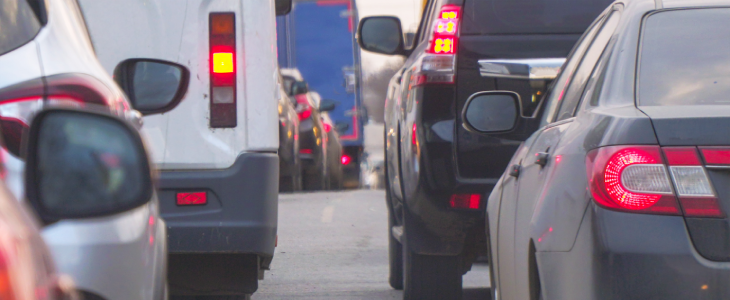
[209,13,237,128]
[413,4,461,87]
[177,191,207,206]
[300,149,312,154]
[323,122,332,133]
[294,94,312,121]
[587,146,680,215]
[587,145,726,218]
[449,194,481,210]
[341,154,351,165]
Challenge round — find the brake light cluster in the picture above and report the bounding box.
[294,94,312,121]
[587,145,725,218]
[209,13,237,128]
[413,5,461,87]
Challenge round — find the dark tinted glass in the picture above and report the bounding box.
[639,9,730,106]
[0,0,42,55]
[462,0,612,35]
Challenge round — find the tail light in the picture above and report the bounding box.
[209,13,237,128]
[323,122,332,133]
[449,194,481,210]
[341,154,351,165]
[412,4,461,87]
[294,94,312,121]
[587,145,725,218]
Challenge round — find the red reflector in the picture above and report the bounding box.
[701,147,730,165]
[341,154,351,165]
[449,194,481,210]
[177,192,207,206]
[680,197,725,218]
[663,147,701,165]
[411,123,417,145]
[300,149,313,154]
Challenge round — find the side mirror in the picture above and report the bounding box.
[335,121,350,133]
[357,16,405,56]
[275,0,292,15]
[290,81,309,96]
[114,59,190,115]
[24,108,153,225]
[462,91,520,133]
[319,99,337,112]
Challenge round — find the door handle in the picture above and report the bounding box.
[535,152,549,166]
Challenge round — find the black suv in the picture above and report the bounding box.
[358,0,611,298]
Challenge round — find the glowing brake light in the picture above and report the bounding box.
[341,154,351,165]
[209,13,237,128]
[427,5,461,55]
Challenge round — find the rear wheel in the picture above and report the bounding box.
[402,239,463,300]
[388,209,404,290]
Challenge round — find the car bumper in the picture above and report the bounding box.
[157,152,278,256]
[538,203,730,300]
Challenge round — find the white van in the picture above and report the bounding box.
[77,0,290,298]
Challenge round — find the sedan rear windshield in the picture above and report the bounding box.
[639,9,730,106]
[461,0,612,35]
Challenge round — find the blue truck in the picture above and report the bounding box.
[277,0,364,188]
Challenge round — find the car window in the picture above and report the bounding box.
[539,11,605,127]
[555,7,620,121]
[638,8,730,106]
[0,0,43,56]
[416,0,435,44]
[461,0,612,35]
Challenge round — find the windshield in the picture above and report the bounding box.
[638,8,730,106]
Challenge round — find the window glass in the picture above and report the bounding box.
[462,0,612,35]
[539,12,605,127]
[555,8,620,121]
[0,0,42,56]
[638,8,730,106]
[417,0,435,44]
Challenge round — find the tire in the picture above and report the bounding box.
[388,207,404,290]
[402,239,463,300]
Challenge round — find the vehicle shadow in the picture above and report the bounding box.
[463,287,492,300]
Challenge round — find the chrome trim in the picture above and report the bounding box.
[478,58,566,80]
[705,165,730,169]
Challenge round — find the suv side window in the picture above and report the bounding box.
[555,6,621,121]
[539,11,606,127]
[0,0,43,56]
[417,0,436,44]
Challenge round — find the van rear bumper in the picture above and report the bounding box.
[157,152,279,256]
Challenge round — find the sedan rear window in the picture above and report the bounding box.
[0,0,42,56]
[639,9,730,106]
[461,0,612,35]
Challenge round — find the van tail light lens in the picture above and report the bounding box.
[587,145,726,218]
[587,146,680,215]
[209,13,237,128]
[449,194,481,210]
[294,94,312,121]
[412,4,461,87]
[341,154,351,165]
[323,122,332,133]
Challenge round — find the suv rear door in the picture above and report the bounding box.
[455,0,613,179]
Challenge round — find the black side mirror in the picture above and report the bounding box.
[275,0,292,16]
[335,121,350,133]
[462,91,521,133]
[291,81,309,95]
[114,59,190,115]
[319,99,337,112]
[357,16,405,56]
[24,108,153,225]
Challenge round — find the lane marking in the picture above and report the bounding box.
[321,206,335,223]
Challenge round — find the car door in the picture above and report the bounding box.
[502,6,622,300]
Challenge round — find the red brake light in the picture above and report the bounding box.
[341,154,351,165]
[587,146,680,215]
[449,194,481,210]
[427,5,461,55]
[209,13,237,128]
[294,94,312,121]
[323,122,332,133]
[177,192,207,206]
[300,149,313,154]
[411,123,417,146]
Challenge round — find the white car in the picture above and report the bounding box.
[0,0,170,299]
[78,0,291,298]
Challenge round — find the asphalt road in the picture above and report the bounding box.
[253,190,491,300]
